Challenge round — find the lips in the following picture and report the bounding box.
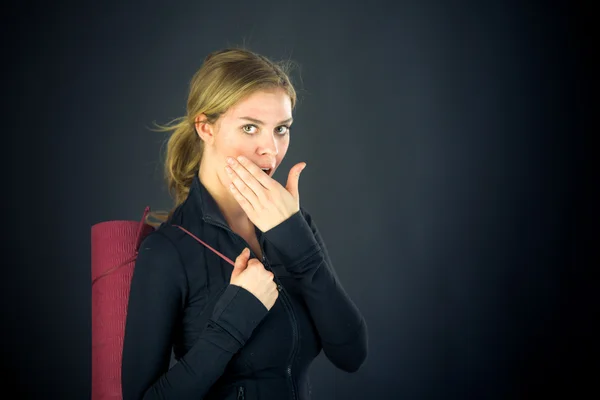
[260,167,273,176]
[256,162,275,176]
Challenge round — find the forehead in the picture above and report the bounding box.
[225,88,292,121]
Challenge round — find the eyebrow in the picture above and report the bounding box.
[239,116,294,125]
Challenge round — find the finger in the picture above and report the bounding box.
[247,258,264,270]
[226,166,261,208]
[285,162,306,199]
[233,248,250,274]
[226,161,267,204]
[237,247,250,262]
[235,156,276,191]
[228,182,258,219]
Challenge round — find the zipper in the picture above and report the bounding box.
[237,386,245,400]
[262,253,299,400]
[204,217,300,400]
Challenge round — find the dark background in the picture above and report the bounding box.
[2,0,595,399]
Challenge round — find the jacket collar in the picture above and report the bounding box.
[189,173,231,230]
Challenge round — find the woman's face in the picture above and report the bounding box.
[200,88,293,188]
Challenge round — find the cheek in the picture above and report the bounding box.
[217,138,247,159]
[277,140,290,162]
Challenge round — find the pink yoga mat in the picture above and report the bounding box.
[91,208,154,400]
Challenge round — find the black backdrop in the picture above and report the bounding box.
[2,0,595,399]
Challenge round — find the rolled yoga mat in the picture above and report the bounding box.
[91,208,154,400]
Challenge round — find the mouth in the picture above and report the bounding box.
[260,167,273,176]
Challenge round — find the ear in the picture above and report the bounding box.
[194,114,215,144]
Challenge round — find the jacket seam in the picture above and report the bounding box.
[155,229,190,307]
[287,244,322,269]
[207,319,245,350]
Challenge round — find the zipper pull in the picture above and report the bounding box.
[262,254,272,271]
[237,386,245,399]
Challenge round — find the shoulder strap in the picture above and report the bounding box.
[171,224,235,266]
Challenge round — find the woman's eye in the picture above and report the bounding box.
[242,125,257,134]
[276,125,289,135]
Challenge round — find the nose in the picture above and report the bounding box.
[257,132,279,157]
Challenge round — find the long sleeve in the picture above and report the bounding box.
[263,209,368,372]
[121,231,269,400]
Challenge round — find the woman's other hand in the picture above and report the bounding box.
[229,248,279,310]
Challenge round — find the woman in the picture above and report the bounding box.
[121,48,368,400]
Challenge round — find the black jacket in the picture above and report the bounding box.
[121,175,368,399]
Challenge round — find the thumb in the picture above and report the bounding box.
[286,162,306,199]
[231,247,250,278]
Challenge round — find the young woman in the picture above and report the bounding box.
[121,48,368,400]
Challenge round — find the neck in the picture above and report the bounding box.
[198,160,253,233]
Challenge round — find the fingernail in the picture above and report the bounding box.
[227,157,235,165]
[237,155,246,162]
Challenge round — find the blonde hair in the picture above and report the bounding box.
[147,48,298,226]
